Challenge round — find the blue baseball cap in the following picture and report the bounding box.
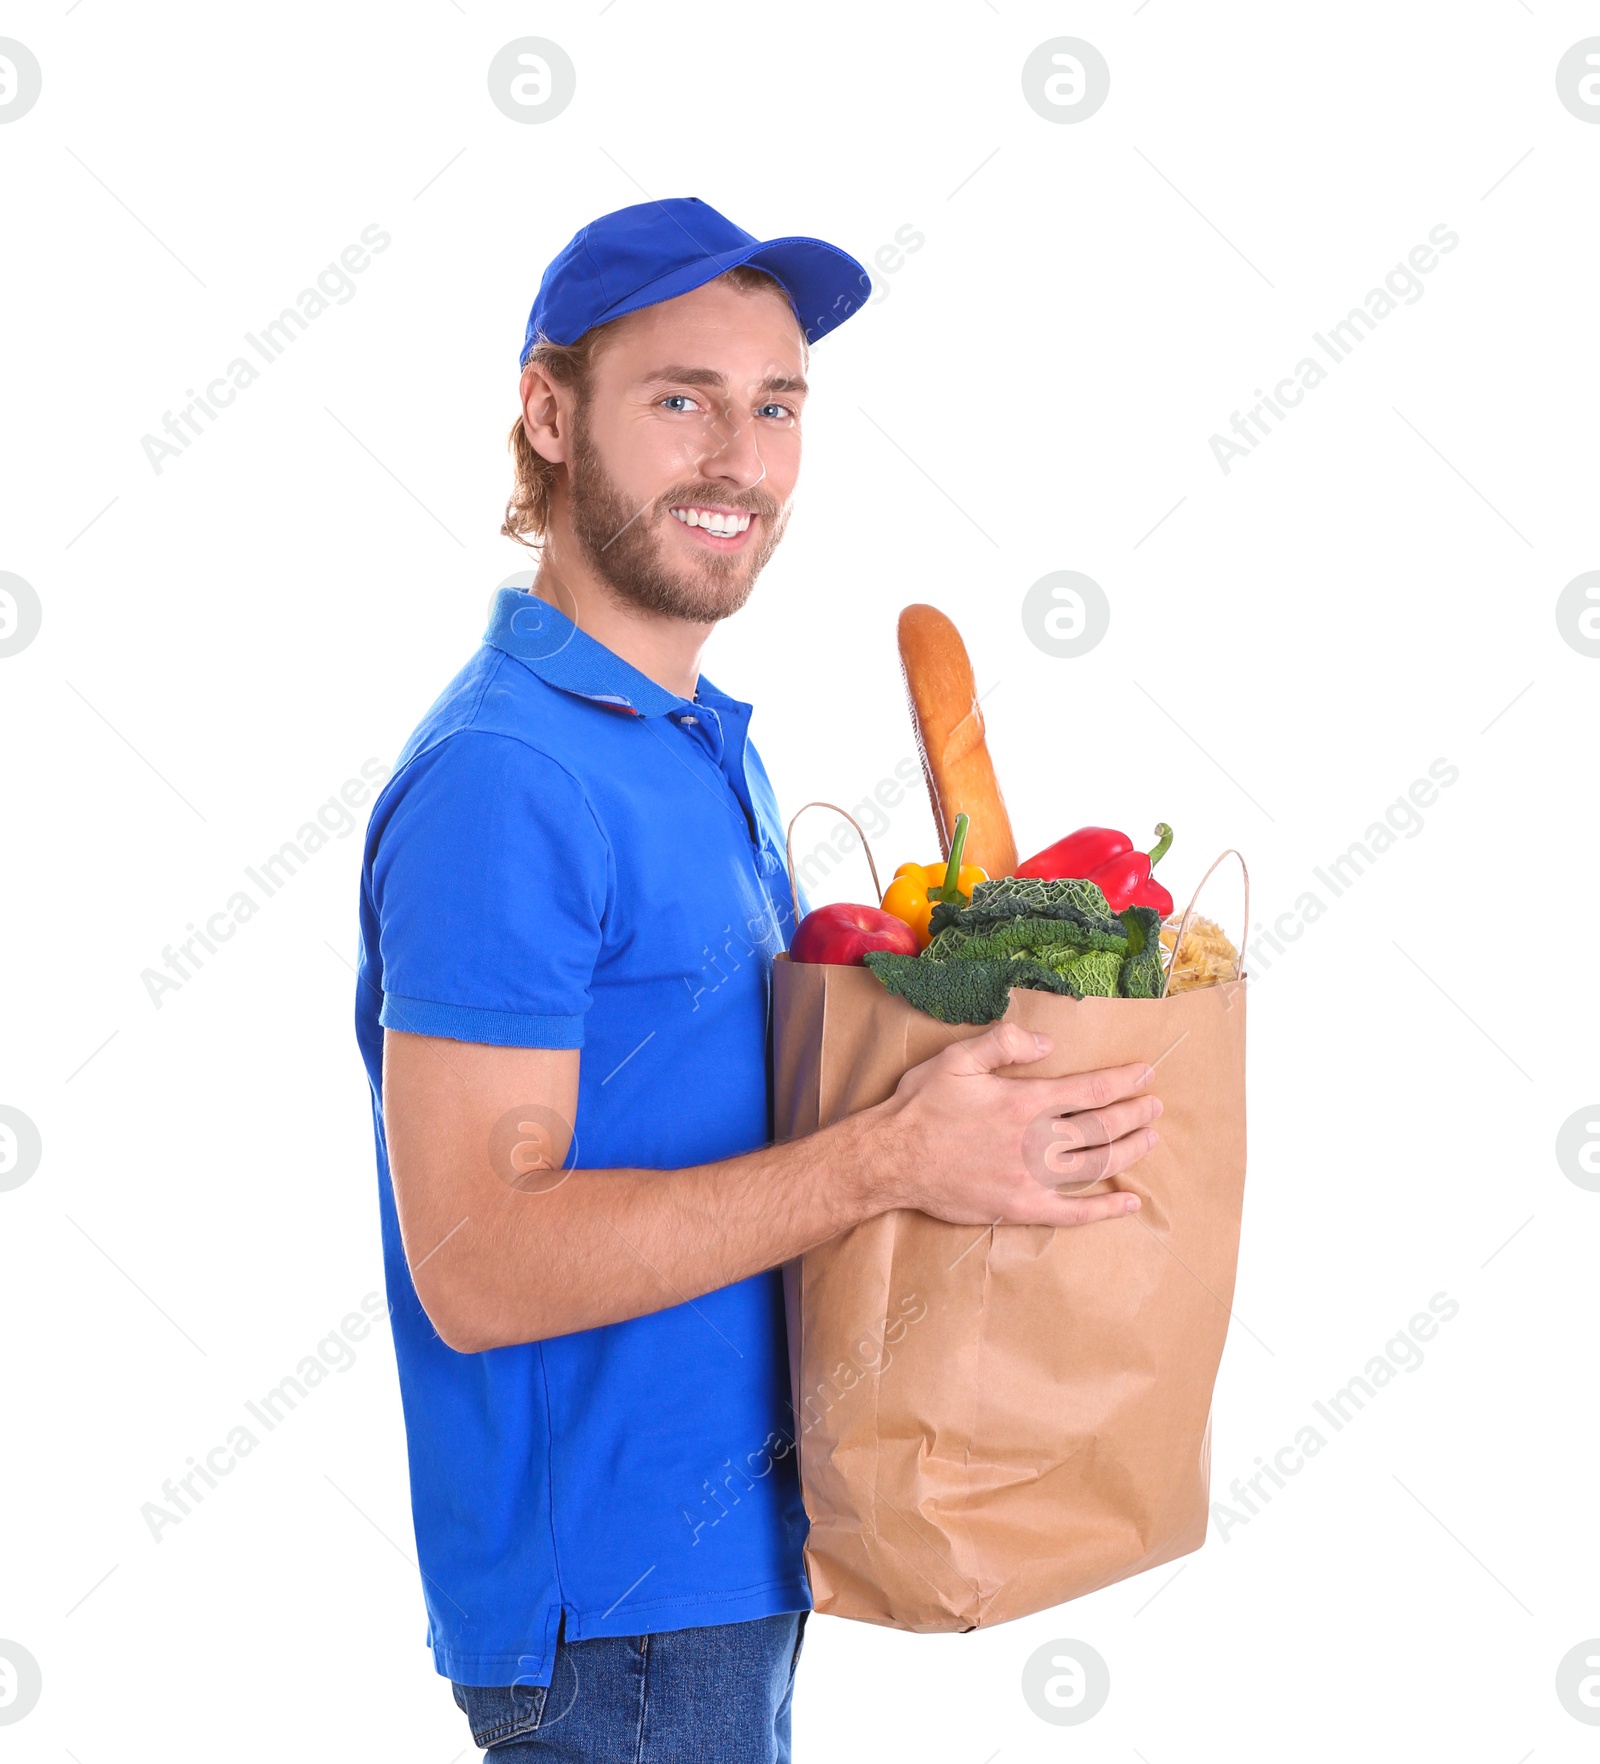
[522,196,869,361]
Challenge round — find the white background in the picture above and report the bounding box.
[3,2,1598,1758]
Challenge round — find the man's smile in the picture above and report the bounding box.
[667,502,756,548]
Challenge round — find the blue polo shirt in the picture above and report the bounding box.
[355,587,811,1688]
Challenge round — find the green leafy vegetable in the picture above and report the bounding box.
[1063,947,1125,996]
[862,951,1084,1025]
[1117,905,1165,999]
[927,875,1123,940]
[926,914,1127,964]
[865,877,1168,1024]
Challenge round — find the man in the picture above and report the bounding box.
[355,197,1162,1762]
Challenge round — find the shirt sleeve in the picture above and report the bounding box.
[370,731,611,1048]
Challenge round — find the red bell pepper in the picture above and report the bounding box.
[1015,822,1175,916]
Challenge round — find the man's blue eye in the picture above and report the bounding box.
[758,404,792,420]
[661,395,697,412]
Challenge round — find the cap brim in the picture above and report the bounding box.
[562,234,870,347]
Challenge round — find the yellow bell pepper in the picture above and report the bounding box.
[881,812,988,948]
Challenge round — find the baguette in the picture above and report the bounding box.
[897,604,1018,878]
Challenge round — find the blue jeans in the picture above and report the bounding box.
[451,1612,806,1761]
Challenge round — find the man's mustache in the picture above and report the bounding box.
[656,484,782,520]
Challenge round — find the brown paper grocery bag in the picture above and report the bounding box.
[772,863,1248,1632]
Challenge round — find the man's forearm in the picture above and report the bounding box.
[386,1021,1159,1353]
[410,1107,893,1353]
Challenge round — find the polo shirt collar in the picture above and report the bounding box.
[487,587,704,717]
[483,587,771,877]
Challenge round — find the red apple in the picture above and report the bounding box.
[790,902,920,966]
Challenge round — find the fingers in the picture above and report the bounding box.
[1039,1121,1160,1189]
[1044,1094,1162,1151]
[1022,1062,1155,1117]
[938,1022,1050,1077]
[1013,1186,1143,1230]
[1047,1187,1143,1228]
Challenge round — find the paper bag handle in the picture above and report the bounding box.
[783,802,887,929]
[1161,849,1250,999]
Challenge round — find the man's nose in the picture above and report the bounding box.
[694,405,766,489]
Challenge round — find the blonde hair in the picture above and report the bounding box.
[501,265,798,548]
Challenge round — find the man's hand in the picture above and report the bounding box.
[861,1022,1159,1228]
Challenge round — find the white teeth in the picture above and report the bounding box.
[670,506,751,533]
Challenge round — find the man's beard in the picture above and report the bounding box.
[565,413,789,623]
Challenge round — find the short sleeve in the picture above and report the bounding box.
[370,732,611,1048]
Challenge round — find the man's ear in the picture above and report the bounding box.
[520,362,570,465]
